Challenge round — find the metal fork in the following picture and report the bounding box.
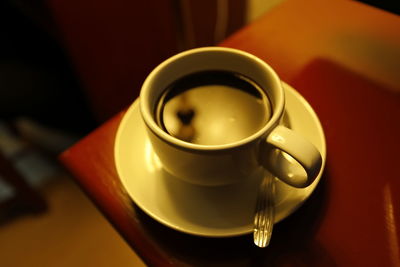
[253,175,275,247]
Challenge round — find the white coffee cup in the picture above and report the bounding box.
[140,47,322,187]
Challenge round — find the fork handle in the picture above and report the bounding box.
[253,175,275,247]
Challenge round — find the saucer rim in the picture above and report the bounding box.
[114,82,326,237]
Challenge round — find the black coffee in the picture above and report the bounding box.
[155,71,271,145]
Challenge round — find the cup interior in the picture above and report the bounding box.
[140,47,285,150]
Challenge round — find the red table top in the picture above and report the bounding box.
[60,0,400,266]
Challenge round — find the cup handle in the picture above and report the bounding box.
[262,125,322,188]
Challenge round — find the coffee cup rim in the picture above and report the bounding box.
[140,47,285,151]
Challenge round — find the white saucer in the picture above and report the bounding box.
[114,83,326,237]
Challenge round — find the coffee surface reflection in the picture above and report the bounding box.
[155,71,271,145]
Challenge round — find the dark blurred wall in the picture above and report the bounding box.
[357,0,400,15]
[0,0,247,127]
[44,0,247,122]
[0,0,96,134]
[44,0,181,122]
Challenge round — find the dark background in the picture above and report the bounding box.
[0,0,96,135]
[0,0,397,136]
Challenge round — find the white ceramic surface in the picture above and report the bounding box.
[140,47,322,187]
[114,83,326,237]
